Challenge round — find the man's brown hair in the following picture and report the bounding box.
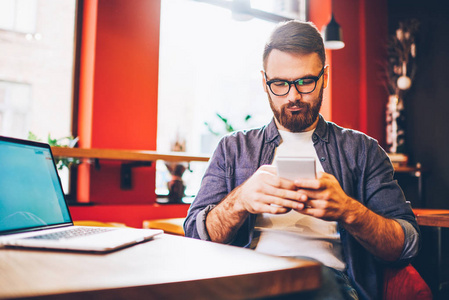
[263,20,326,70]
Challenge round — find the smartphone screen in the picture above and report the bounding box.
[275,156,317,181]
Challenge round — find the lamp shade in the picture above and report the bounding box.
[322,14,345,50]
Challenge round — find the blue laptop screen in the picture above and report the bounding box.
[0,139,72,234]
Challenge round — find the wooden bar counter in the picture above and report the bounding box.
[413,209,449,228]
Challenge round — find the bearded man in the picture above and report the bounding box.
[184,20,419,300]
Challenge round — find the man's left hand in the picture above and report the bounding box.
[293,172,356,222]
[293,172,405,261]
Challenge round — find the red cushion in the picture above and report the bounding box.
[383,264,432,300]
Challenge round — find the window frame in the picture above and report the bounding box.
[66,0,83,204]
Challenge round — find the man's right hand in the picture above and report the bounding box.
[205,165,306,243]
[233,165,307,214]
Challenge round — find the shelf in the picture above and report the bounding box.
[52,147,419,171]
[51,147,210,162]
[52,147,210,190]
[393,164,423,175]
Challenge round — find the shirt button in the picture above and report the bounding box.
[312,135,317,141]
[320,157,326,162]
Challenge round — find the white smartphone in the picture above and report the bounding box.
[275,156,317,181]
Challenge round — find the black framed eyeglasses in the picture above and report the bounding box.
[264,67,325,96]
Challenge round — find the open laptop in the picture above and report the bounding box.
[0,135,163,253]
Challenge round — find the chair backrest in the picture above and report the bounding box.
[383,264,432,300]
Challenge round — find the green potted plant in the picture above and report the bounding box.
[28,132,79,170]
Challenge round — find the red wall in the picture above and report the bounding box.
[310,0,388,144]
[77,0,161,204]
[70,204,189,228]
[308,0,332,121]
[362,0,389,144]
[330,0,362,131]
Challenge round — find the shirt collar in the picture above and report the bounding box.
[313,114,329,143]
[265,118,281,146]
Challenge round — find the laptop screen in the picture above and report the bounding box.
[0,137,72,234]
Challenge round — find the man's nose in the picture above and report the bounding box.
[287,84,302,101]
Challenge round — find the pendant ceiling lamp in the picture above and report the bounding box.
[322,0,345,50]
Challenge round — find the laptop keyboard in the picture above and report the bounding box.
[25,227,115,240]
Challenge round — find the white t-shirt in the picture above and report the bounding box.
[254,129,346,271]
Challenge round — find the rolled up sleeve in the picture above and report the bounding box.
[195,204,216,241]
[395,218,420,260]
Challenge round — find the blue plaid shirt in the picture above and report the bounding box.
[185,115,419,300]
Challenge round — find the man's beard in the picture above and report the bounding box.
[268,85,323,132]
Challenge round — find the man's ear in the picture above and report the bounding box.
[323,65,329,89]
[261,70,268,93]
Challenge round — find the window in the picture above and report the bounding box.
[157,0,306,199]
[0,0,77,193]
[0,81,32,137]
[0,0,38,33]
